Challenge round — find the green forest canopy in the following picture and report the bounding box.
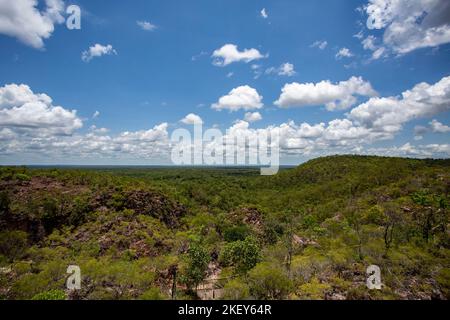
[0,155,449,300]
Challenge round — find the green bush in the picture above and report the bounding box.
[11,260,67,299]
[0,191,10,216]
[14,173,31,182]
[32,289,66,300]
[80,258,155,299]
[437,268,450,299]
[0,231,28,261]
[220,237,260,273]
[223,225,250,242]
[247,262,292,300]
[297,277,331,300]
[223,279,250,300]
[181,243,210,289]
[140,287,166,300]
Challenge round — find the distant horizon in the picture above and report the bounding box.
[1,153,449,168]
[0,163,299,168]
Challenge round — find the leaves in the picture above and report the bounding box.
[0,156,449,299]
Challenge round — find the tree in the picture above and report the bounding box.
[346,209,365,261]
[279,210,302,274]
[412,192,448,243]
[247,262,292,300]
[0,191,10,220]
[376,202,402,255]
[220,237,260,273]
[183,243,210,291]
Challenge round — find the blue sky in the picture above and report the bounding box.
[0,0,449,165]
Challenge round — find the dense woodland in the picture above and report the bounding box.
[0,155,449,300]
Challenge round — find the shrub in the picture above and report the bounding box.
[297,277,331,300]
[181,243,210,290]
[220,237,260,273]
[41,197,61,231]
[223,279,250,300]
[140,287,166,300]
[0,191,10,216]
[302,214,318,229]
[11,260,67,299]
[32,289,66,300]
[0,231,28,261]
[108,192,126,211]
[291,254,329,282]
[247,262,292,300]
[80,258,155,299]
[223,225,250,242]
[437,267,450,299]
[14,173,31,182]
[68,196,91,226]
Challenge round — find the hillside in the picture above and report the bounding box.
[0,155,449,300]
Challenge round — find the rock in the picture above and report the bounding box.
[0,267,11,274]
[122,190,186,228]
[292,234,318,247]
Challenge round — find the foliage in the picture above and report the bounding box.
[220,237,260,273]
[0,155,449,300]
[223,279,250,300]
[247,262,292,300]
[0,191,10,216]
[0,231,28,261]
[297,278,331,300]
[31,289,66,300]
[223,225,250,242]
[15,173,31,182]
[140,287,166,300]
[181,243,210,289]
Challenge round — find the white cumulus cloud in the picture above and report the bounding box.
[0,83,82,136]
[81,44,117,62]
[0,0,65,49]
[212,85,263,112]
[136,20,157,31]
[336,47,354,59]
[266,63,296,77]
[310,40,328,50]
[180,113,203,125]
[274,76,377,110]
[212,44,266,66]
[349,76,450,132]
[364,0,450,54]
[244,112,262,122]
[430,119,450,133]
[116,123,168,142]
